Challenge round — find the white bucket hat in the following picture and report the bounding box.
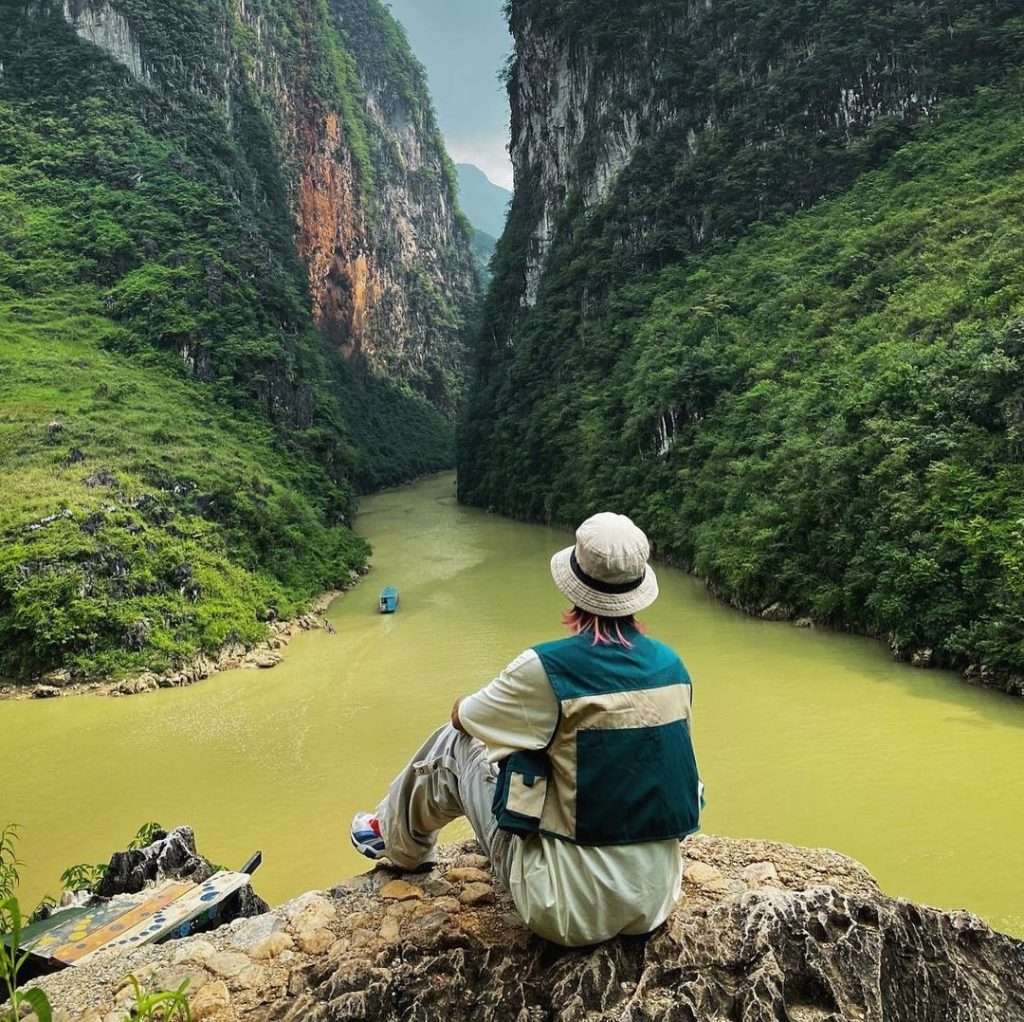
[550,512,659,617]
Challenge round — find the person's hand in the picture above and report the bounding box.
[451,697,467,734]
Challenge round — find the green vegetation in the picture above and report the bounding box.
[0,317,368,679]
[58,822,164,899]
[124,975,192,1021]
[470,229,497,286]
[0,0,469,680]
[0,829,19,905]
[128,823,165,851]
[463,69,1024,678]
[59,863,107,896]
[1,898,52,1022]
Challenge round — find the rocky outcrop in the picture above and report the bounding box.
[95,827,214,899]
[61,0,148,83]
[53,0,476,411]
[502,2,1017,313]
[32,837,1024,1021]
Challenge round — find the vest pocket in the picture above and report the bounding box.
[492,750,551,836]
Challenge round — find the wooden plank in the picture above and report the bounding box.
[75,872,251,965]
[51,881,194,965]
[3,907,90,954]
[24,894,157,961]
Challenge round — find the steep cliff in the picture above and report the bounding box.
[31,838,1024,1021]
[0,0,476,679]
[460,1,1024,689]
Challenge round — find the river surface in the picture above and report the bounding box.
[2,473,1023,934]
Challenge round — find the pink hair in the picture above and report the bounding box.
[561,608,645,648]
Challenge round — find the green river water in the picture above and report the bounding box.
[2,473,1023,934]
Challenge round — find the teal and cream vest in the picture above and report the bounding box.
[492,630,702,846]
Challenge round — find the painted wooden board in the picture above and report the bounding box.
[75,872,251,965]
[24,892,162,961]
[52,881,195,964]
[4,907,89,955]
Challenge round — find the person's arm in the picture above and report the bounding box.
[453,650,558,761]
[451,696,467,735]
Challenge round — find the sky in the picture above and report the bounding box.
[384,0,514,189]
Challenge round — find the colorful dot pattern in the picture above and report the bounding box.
[52,881,195,964]
[72,872,251,967]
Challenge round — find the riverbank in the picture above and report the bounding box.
[29,836,1024,1022]
[475,500,1024,698]
[0,586,359,702]
[696,574,1024,699]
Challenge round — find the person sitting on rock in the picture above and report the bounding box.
[351,512,704,947]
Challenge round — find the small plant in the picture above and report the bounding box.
[128,823,165,852]
[1,897,52,1022]
[124,975,191,1021]
[0,827,20,903]
[59,862,107,894]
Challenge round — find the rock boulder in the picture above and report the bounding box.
[31,836,1024,1021]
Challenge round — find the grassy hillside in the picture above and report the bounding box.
[0,302,370,680]
[463,82,1024,680]
[0,0,465,681]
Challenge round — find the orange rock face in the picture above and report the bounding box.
[295,106,379,359]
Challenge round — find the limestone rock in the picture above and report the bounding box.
[228,913,286,953]
[743,861,781,887]
[172,938,216,965]
[96,826,209,897]
[761,601,793,621]
[296,928,334,954]
[421,876,456,897]
[152,967,208,999]
[190,979,231,1020]
[459,882,495,907]
[445,866,492,885]
[205,950,250,979]
[379,879,425,902]
[29,838,1024,1022]
[683,860,722,885]
[251,932,294,960]
[284,892,336,932]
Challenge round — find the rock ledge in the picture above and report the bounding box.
[31,836,1024,1022]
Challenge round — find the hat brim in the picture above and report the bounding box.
[550,546,659,617]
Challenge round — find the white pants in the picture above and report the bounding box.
[374,724,514,886]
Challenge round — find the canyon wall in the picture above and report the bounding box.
[0,0,474,678]
[459,1,1024,687]
[50,0,476,414]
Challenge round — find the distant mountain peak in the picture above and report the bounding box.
[456,163,512,239]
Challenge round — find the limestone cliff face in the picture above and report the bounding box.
[292,0,476,406]
[34,837,1024,1021]
[55,0,475,414]
[499,0,1018,317]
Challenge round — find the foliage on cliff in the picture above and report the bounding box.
[461,0,1024,681]
[0,315,369,680]
[0,0,469,679]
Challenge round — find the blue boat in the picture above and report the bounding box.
[378,586,399,614]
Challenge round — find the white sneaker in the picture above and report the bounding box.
[350,812,386,860]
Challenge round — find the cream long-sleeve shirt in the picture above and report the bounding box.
[459,648,683,947]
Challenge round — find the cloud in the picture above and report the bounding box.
[448,134,513,191]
